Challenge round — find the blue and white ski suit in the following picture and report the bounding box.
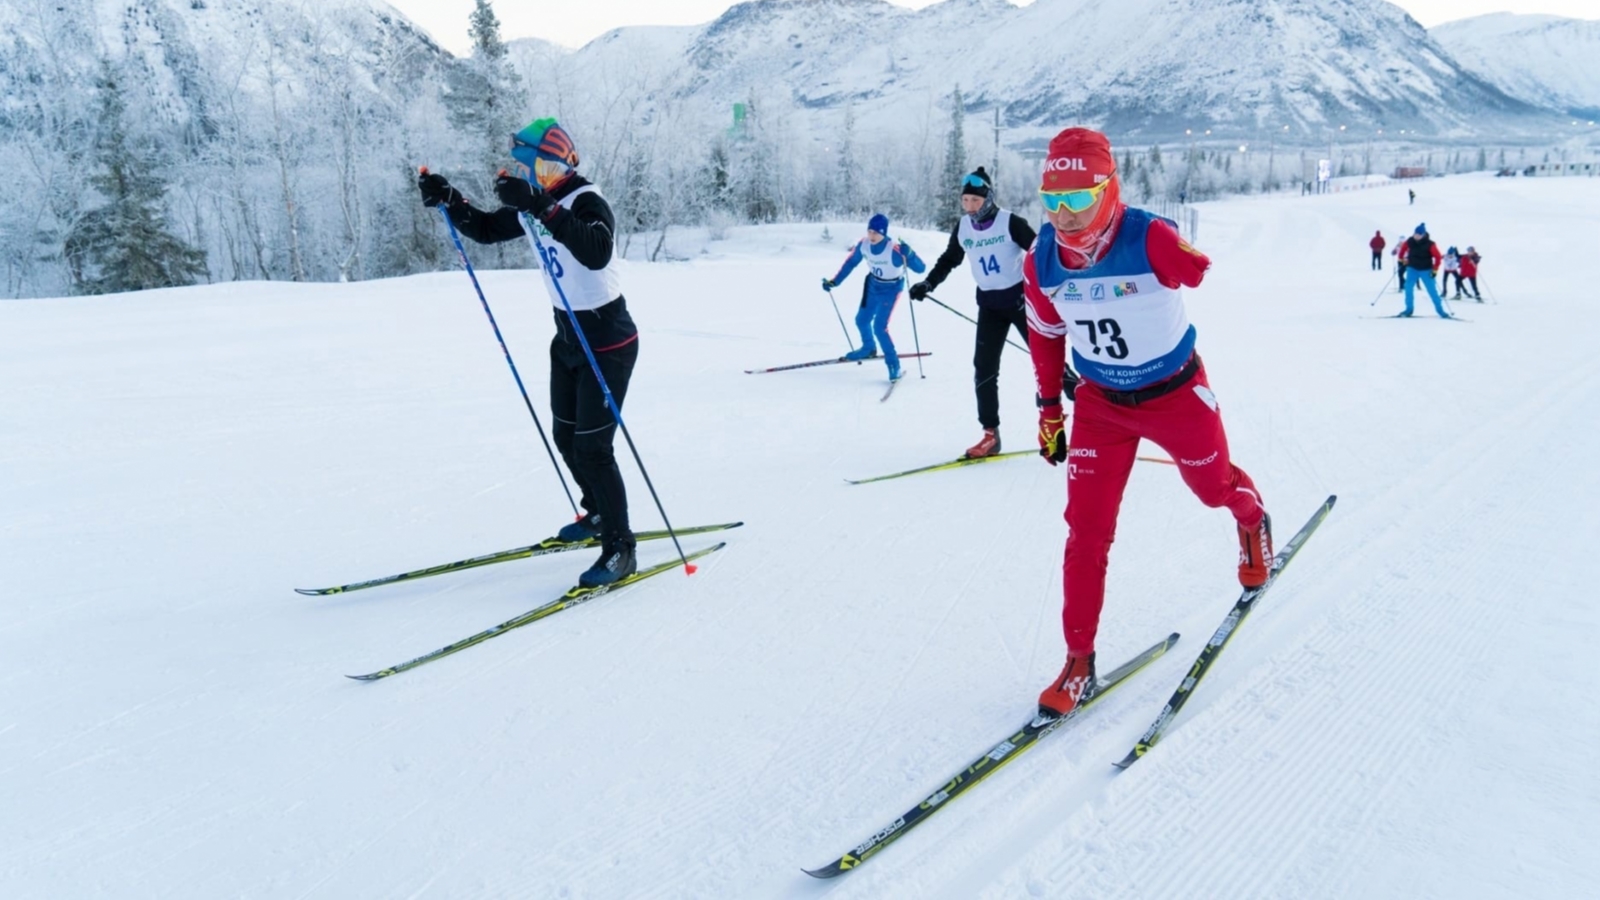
[831,236,926,371]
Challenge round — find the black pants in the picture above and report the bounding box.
[1371,251,1383,270]
[1444,272,1464,296]
[551,336,638,546]
[974,304,1028,430]
[1463,275,1480,298]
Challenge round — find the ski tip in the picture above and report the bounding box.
[1326,494,1338,507]
[802,865,845,880]
[346,673,383,682]
[1165,631,1181,647]
[294,588,326,596]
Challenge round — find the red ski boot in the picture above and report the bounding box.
[963,429,1001,459]
[1038,652,1097,717]
[1238,513,1274,589]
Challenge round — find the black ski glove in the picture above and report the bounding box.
[417,170,463,209]
[908,281,931,301]
[495,171,556,219]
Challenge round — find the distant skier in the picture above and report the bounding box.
[1393,242,1407,293]
[1369,230,1386,270]
[822,213,926,382]
[1396,223,1449,318]
[1408,188,1416,205]
[1022,127,1272,717]
[1442,246,1463,298]
[1459,246,1483,301]
[417,118,640,586]
[910,168,1077,458]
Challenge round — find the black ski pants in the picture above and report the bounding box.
[1371,250,1383,270]
[974,304,1029,430]
[551,336,638,547]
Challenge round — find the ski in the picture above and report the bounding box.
[847,449,1175,486]
[880,376,904,402]
[804,632,1180,879]
[1114,495,1337,769]
[744,351,930,375]
[295,521,743,596]
[348,542,727,681]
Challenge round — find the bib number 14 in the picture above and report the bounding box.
[1074,318,1129,359]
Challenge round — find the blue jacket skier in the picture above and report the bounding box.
[822,213,925,381]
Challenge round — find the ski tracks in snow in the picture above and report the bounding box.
[960,321,1600,898]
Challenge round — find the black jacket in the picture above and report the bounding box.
[922,210,1037,310]
[446,176,636,349]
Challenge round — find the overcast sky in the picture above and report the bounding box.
[386,0,1598,56]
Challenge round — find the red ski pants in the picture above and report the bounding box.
[1060,359,1264,656]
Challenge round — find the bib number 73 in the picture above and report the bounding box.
[1074,318,1129,359]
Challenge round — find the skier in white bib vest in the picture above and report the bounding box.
[910,167,1079,458]
[417,119,640,587]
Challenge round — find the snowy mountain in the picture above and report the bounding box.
[1431,13,1600,119]
[518,0,1558,143]
[0,0,449,136]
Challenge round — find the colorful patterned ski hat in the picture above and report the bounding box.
[512,118,579,172]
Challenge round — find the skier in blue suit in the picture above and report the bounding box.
[822,213,926,381]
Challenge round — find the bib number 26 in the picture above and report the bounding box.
[1074,318,1129,359]
[538,245,565,279]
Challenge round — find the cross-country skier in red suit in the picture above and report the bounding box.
[1023,128,1273,717]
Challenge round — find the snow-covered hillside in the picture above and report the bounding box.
[1432,13,1600,118]
[0,0,447,133]
[521,0,1555,143]
[4,174,1598,897]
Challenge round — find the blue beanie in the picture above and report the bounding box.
[1414,223,1427,235]
[868,213,890,235]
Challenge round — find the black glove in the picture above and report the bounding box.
[1063,368,1081,402]
[495,171,556,219]
[908,281,931,301]
[417,171,463,209]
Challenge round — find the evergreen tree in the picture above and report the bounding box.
[836,104,858,216]
[66,61,207,295]
[939,85,967,230]
[445,0,528,265]
[734,97,778,222]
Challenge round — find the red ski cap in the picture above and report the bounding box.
[1041,127,1116,191]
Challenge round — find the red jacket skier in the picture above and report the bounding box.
[1023,127,1271,717]
[1369,231,1386,270]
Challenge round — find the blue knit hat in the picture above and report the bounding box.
[1414,223,1427,235]
[868,213,889,235]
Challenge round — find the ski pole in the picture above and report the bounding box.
[517,210,696,575]
[926,293,1029,354]
[906,284,925,379]
[822,284,856,352]
[427,181,579,517]
[1368,267,1397,307]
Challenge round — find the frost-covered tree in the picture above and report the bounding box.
[66,62,207,295]
[836,103,859,216]
[445,0,529,265]
[938,85,968,230]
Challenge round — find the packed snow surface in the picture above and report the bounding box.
[4,174,1598,898]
